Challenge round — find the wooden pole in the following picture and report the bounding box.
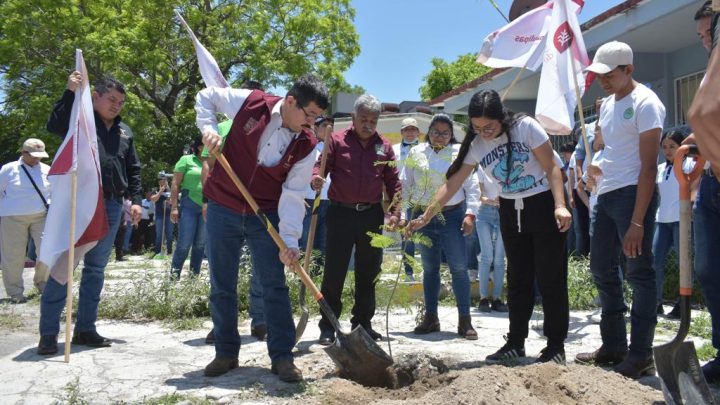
[64,171,77,363]
[302,125,332,275]
[501,64,528,102]
[569,49,592,163]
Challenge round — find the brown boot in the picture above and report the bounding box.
[204,356,239,377]
[458,314,478,340]
[413,312,440,334]
[271,359,303,383]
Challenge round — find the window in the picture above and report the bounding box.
[675,71,706,126]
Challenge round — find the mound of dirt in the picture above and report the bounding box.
[313,363,664,404]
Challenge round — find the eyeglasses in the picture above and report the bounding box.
[429,129,452,138]
[300,106,319,121]
[473,124,498,134]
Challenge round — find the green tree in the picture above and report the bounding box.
[419,53,492,101]
[0,0,360,188]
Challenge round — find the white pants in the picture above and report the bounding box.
[1,213,49,298]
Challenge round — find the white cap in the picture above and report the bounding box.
[21,138,49,158]
[400,117,419,131]
[585,41,633,74]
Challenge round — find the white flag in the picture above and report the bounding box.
[39,49,108,285]
[477,0,583,71]
[535,0,590,135]
[175,10,229,88]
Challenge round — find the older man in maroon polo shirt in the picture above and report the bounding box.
[311,94,401,345]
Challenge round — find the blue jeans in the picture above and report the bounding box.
[154,210,173,254]
[415,205,471,315]
[694,174,720,352]
[465,225,480,270]
[590,185,657,358]
[206,202,293,362]
[240,243,265,327]
[122,219,133,252]
[476,205,505,299]
[300,198,329,255]
[403,208,417,276]
[653,221,679,304]
[171,194,206,277]
[40,197,124,335]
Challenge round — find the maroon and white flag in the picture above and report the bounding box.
[477,0,583,71]
[175,10,229,88]
[535,0,590,135]
[39,49,108,285]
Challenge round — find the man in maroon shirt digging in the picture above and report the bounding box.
[311,94,401,345]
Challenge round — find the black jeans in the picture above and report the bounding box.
[319,203,384,334]
[500,190,569,349]
[572,189,590,256]
[114,221,127,259]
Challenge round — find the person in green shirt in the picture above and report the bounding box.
[169,137,206,277]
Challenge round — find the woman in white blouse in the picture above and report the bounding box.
[403,114,480,340]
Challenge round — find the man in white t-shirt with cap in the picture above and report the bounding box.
[393,117,421,281]
[0,138,51,303]
[574,41,666,379]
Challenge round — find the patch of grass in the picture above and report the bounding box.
[56,377,88,405]
[697,342,717,362]
[0,306,23,330]
[567,256,598,310]
[690,312,713,340]
[134,392,214,405]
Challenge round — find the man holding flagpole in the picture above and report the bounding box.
[37,72,142,355]
[574,41,665,379]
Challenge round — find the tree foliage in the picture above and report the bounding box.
[0,0,360,188]
[419,53,492,102]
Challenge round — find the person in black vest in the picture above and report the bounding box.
[38,73,142,355]
[196,75,329,383]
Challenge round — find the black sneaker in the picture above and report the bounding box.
[71,331,111,347]
[486,343,526,363]
[251,324,267,341]
[656,303,664,315]
[205,329,215,344]
[703,357,720,383]
[535,346,566,365]
[478,298,491,313]
[491,299,509,312]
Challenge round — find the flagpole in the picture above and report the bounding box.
[501,63,528,102]
[64,171,77,363]
[569,47,591,166]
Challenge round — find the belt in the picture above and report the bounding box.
[330,201,380,212]
[418,201,464,213]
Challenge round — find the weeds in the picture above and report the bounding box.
[56,377,88,405]
[0,305,23,329]
[697,342,717,362]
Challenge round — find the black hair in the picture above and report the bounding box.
[427,113,458,145]
[695,1,713,21]
[560,141,577,154]
[189,136,203,156]
[446,90,520,179]
[94,76,126,95]
[286,74,330,110]
[661,130,685,147]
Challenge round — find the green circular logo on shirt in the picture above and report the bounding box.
[623,107,634,119]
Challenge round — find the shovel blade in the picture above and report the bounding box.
[654,341,715,405]
[294,311,309,344]
[324,325,394,387]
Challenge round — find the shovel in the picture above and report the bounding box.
[296,125,332,344]
[654,144,715,405]
[214,152,394,387]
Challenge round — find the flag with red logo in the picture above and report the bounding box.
[175,10,229,88]
[477,0,583,71]
[39,49,108,285]
[535,0,590,135]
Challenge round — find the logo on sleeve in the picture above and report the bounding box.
[375,144,386,157]
[243,117,258,134]
[623,108,634,120]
